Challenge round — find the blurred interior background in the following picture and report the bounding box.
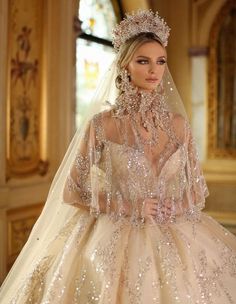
[0,0,236,284]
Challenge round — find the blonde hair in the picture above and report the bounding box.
[115,32,165,88]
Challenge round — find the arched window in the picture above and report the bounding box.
[217,5,236,150]
[208,1,236,158]
[75,0,122,127]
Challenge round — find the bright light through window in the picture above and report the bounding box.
[76,0,117,128]
[75,39,115,127]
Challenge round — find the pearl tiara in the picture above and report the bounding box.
[112,10,171,52]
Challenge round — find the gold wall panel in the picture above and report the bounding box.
[7,0,48,178]
[7,203,43,271]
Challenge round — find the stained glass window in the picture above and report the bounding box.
[79,0,117,40]
[76,0,118,127]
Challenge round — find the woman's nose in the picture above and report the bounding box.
[149,63,157,73]
[149,68,156,75]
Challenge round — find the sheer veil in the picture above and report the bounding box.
[0,60,114,299]
[0,56,208,301]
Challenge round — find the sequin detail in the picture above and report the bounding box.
[8,213,236,303]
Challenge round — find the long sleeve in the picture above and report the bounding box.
[185,122,209,209]
[156,117,209,223]
[63,151,91,208]
[62,119,103,215]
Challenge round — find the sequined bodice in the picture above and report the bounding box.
[99,140,187,203]
[64,110,208,225]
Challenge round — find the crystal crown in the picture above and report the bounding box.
[112,10,171,52]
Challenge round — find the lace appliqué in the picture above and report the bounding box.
[10,256,53,304]
[66,153,91,206]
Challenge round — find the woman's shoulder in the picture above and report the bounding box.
[169,112,190,130]
[92,109,116,126]
[169,112,190,141]
[91,109,118,139]
[169,112,187,124]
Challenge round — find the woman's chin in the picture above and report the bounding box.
[139,86,157,92]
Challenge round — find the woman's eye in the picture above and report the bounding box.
[157,60,166,65]
[136,59,166,65]
[137,60,149,64]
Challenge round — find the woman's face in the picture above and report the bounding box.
[127,41,167,92]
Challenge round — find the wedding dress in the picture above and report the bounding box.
[2,106,236,304]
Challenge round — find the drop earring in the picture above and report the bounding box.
[118,69,133,92]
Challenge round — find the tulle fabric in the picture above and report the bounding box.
[0,60,119,301]
[7,209,236,304]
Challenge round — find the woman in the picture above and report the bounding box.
[1,10,236,304]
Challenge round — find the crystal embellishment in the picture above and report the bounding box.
[112,9,171,52]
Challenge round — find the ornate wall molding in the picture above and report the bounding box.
[191,0,226,46]
[6,0,48,179]
[208,0,236,159]
[188,46,208,57]
[6,203,43,271]
[1,0,77,281]
[0,0,8,185]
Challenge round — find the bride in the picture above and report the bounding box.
[1,9,236,304]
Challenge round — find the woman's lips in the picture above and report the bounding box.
[145,78,158,83]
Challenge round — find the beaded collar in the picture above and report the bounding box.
[113,83,168,118]
[112,82,170,146]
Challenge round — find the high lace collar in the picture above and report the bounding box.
[113,83,168,118]
[111,82,172,146]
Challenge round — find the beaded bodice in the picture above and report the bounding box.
[99,140,186,204]
[64,107,208,226]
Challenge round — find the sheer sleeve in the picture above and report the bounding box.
[62,118,103,215]
[62,113,134,220]
[159,117,209,224]
[184,122,209,210]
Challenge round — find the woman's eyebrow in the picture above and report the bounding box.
[136,55,166,59]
